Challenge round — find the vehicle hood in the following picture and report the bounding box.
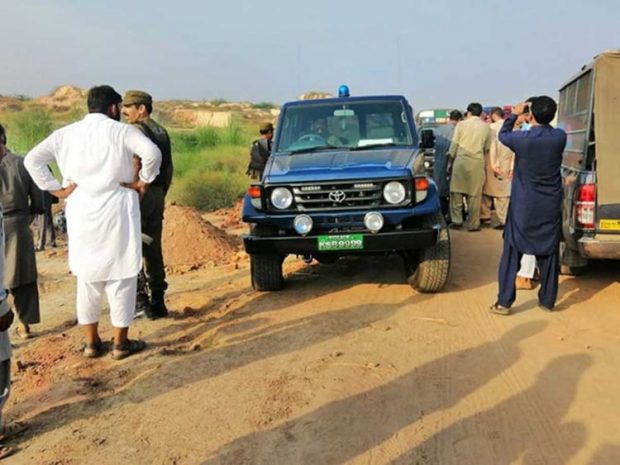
[265,149,416,183]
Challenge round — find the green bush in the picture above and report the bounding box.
[173,145,248,178]
[168,170,248,211]
[8,108,53,153]
[221,122,245,146]
[251,101,276,110]
[171,126,222,153]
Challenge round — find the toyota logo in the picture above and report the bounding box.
[328,190,346,203]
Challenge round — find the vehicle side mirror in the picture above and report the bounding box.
[420,129,435,149]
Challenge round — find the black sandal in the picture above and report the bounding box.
[111,339,146,360]
[82,339,104,358]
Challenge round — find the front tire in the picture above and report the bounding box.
[249,223,284,291]
[250,254,283,291]
[406,212,451,293]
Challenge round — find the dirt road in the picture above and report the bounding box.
[5,225,620,464]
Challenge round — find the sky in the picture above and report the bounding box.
[2,0,619,111]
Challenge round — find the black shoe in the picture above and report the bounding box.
[489,302,511,316]
[449,223,463,230]
[493,223,505,230]
[150,292,169,318]
[538,304,554,312]
[135,293,153,319]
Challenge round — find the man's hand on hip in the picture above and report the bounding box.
[121,180,149,199]
[50,183,77,199]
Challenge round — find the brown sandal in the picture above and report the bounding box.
[489,302,511,316]
[0,421,28,442]
[0,445,14,460]
[111,339,146,360]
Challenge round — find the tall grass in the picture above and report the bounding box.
[7,108,54,153]
[3,107,255,212]
[168,122,255,211]
[168,170,248,211]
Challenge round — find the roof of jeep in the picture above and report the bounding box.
[282,95,409,108]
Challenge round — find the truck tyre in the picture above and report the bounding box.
[406,212,450,293]
[250,254,283,291]
[560,242,587,276]
[249,224,284,291]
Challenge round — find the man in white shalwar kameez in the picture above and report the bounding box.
[24,85,161,360]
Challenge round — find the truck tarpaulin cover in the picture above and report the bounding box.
[594,50,620,205]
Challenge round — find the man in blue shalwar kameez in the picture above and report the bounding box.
[490,96,567,315]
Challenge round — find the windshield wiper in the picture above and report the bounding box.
[288,145,342,154]
[350,142,398,151]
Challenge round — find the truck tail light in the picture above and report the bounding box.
[574,183,596,230]
[414,176,429,203]
[248,185,263,209]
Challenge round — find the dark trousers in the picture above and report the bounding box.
[140,185,167,295]
[497,240,559,309]
[0,359,11,425]
[37,208,56,250]
[10,282,41,325]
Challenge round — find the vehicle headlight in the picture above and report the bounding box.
[294,215,313,235]
[364,212,384,233]
[270,187,293,209]
[383,181,406,204]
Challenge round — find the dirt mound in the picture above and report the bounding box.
[36,85,86,112]
[0,95,24,112]
[211,199,244,229]
[49,85,86,101]
[163,203,242,274]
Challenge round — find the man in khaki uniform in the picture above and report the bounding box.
[481,107,514,229]
[447,102,492,231]
[122,91,173,319]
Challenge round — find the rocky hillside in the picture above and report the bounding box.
[0,86,282,129]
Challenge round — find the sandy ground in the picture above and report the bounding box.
[4,218,620,465]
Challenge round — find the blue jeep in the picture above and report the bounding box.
[242,91,450,292]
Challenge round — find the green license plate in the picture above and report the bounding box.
[317,234,364,251]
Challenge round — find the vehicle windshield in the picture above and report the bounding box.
[276,99,416,153]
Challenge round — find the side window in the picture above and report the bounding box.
[559,70,592,163]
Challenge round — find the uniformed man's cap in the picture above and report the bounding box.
[122,90,152,107]
[259,122,274,132]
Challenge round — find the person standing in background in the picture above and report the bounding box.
[122,90,173,320]
[25,85,162,360]
[480,107,514,229]
[246,122,274,180]
[432,110,462,218]
[515,97,539,290]
[36,190,58,251]
[0,124,44,339]
[491,96,566,315]
[0,197,29,460]
[447,103,492,232]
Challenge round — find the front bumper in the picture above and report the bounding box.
[243,228,439,255]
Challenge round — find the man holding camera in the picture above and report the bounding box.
[490,96,566,315]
